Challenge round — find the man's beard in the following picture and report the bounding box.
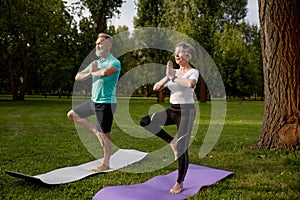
[96,48,108,57]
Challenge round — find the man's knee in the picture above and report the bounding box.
[140,116,151,127]
[67,110,75,121]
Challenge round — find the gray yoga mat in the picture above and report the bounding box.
[6,149,148,185]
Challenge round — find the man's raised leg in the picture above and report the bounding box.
[67,110,104,146]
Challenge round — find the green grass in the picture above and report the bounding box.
[0,96,299,199]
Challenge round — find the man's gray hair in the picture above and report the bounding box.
[98,33,113,43]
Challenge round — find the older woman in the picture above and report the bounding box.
[140,42,199,194]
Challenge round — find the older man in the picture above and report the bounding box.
[67,33,121,172]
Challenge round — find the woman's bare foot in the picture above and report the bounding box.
[91,163,110,172]
[169,182,183,194]
[170,139,178,160]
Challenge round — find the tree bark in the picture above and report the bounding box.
[19,39,29,101]
[7,58,18,101]
[157,90,164,103]
[200,79,207,103]
[200,0,208,103]
[94,16,107,35]
[255,0,300,149]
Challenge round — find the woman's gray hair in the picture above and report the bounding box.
[175,42,196,62]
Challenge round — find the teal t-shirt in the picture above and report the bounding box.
[86,54,121,103]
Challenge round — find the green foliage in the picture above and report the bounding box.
[213,23,262,98]
[81,0,123,34]
[0,97,299,199]
[134,0,164,27]
[0,0,77,99]
[133,0,262,99]
[0,0,262,100]
[222,0,248,24]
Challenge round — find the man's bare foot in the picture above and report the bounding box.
[170,140,178,160]
[169,182,183,194]
[91,163,110,172]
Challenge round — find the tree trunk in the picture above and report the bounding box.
[7,58,18,101]
[94,17,107,35]
[19,39,29,101]
[200,77,207,103]
[199,0,208,103]
[145,84,150,97]
[255,0,300,149]
[157,90,164,103]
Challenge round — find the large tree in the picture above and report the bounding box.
[82,0,123,35]
[0,0,73,100]
[134,0,168,101]
[255,0,300,149]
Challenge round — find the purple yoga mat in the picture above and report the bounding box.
[93,164,233,200]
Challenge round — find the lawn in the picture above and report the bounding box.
[0,96,299,199]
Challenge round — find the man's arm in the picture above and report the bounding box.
[75,60,117,81]
[75,69,91,81]
[75,60,98,81]
[91,65,117,77]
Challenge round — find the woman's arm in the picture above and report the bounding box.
[153,76,170,91]
[171,76,197,88]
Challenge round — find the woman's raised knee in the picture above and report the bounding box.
[140,116,151,127]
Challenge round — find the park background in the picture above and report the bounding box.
[1,0,299,199]
[1,0,262,100]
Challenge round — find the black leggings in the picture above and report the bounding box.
[140,104,196,184]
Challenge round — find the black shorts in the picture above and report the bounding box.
[73,100,117,133]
